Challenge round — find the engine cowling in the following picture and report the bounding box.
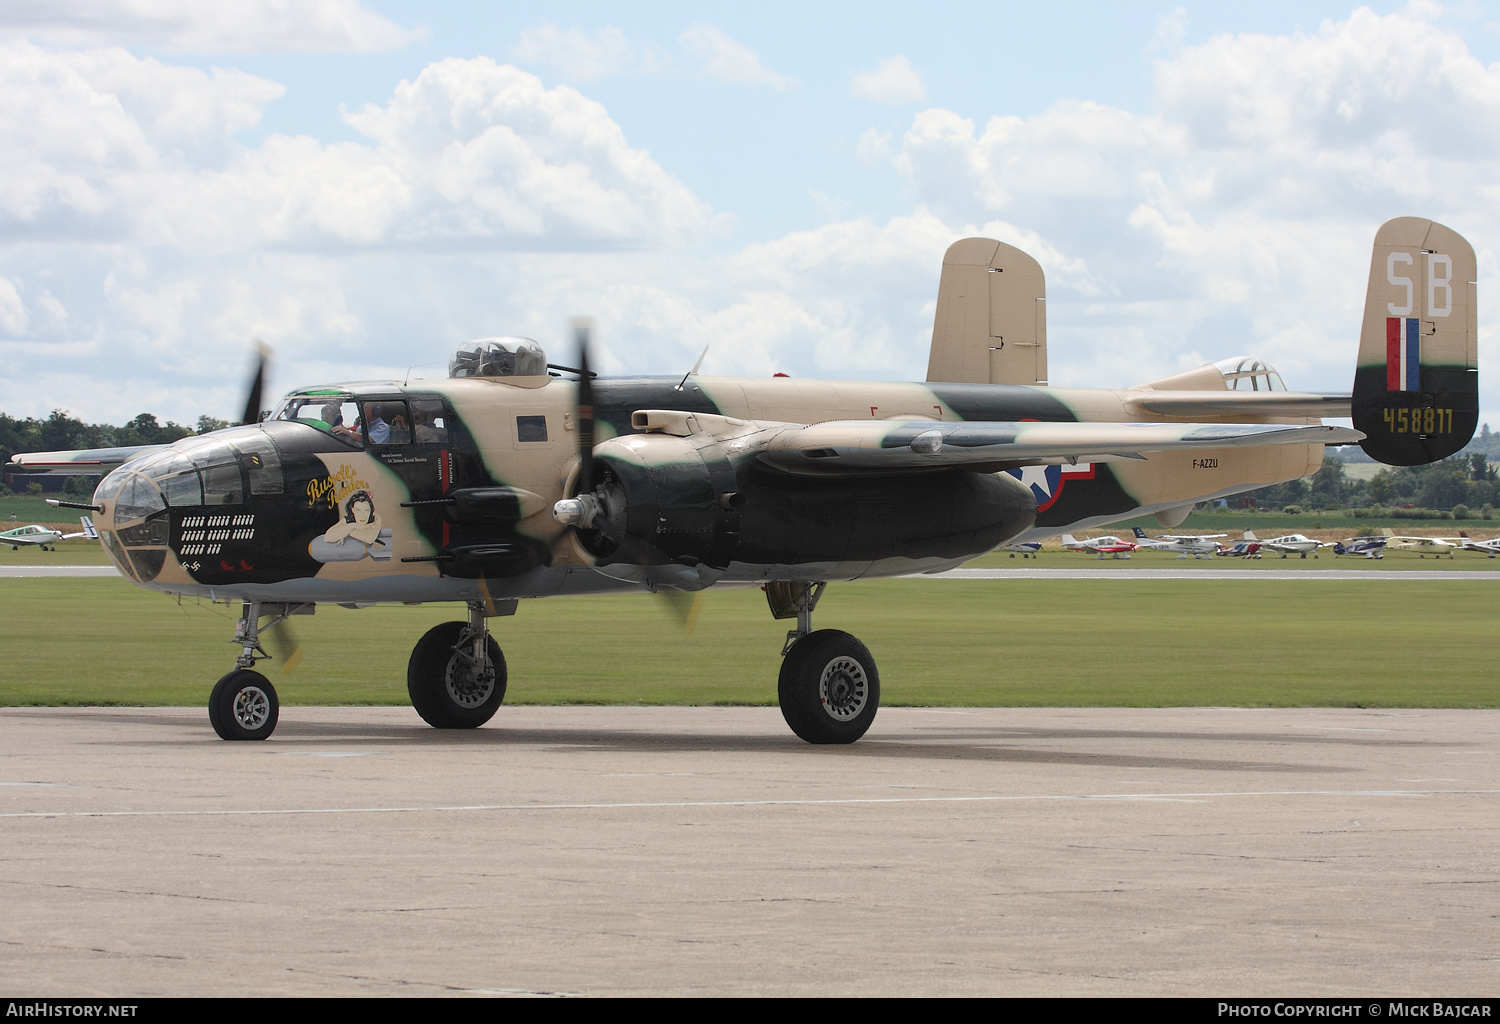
[555,432,1037,579]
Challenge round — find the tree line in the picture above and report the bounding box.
[0,409,230,495]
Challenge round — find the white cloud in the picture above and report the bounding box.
[678,23,795,91]
[513,24,665,81]
[849,55,925,105]
[4,7,1500,433]
[0,277,26,335]
[0,0,422,53]
[889,6,1500,410]
[0,48,717,250]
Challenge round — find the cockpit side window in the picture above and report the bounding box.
[363,401,411,445]
[272,395,364,448]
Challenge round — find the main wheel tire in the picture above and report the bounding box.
[408,621,507,729]
[778,629,880,745]
[209,669,279,741]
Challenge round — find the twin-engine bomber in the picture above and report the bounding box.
[12,217,1478,744]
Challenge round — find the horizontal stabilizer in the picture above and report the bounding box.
[8,444,165,474]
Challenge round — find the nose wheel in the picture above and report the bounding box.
[209,669,279,741]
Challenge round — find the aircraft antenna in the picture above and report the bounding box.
[675,345,709,392]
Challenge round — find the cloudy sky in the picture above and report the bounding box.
[2,0,1499,430]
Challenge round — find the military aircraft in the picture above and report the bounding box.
[9,217,1477,745]
[1130,527,1226,558]
[1,517,98,550]
[1059,533,1137,558]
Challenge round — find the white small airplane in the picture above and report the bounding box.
[1130,527,1226,558]
[1,516,98,550]
[1378,528,1457,558]
[1454,531,1500,558]
[1060,533,1136,558]
[1246,530,1325,559]
[999,541,1043,558]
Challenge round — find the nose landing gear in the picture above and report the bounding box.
[207,601,310,741]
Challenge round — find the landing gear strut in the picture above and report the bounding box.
[767,581,880,744]
[207,601,306,741]
[407,601,508,729]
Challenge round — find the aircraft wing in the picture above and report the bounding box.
[1121,391,1352,419]
[750,419,1362,473]
[7,444,166,475]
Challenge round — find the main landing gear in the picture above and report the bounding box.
[208,601,307,741]
[766,581,880,744]
[407,601,509,729]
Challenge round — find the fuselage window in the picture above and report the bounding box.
[516,415,548,443]
[409,399,449,445]
[201,463,245,506]
[364,401,411,445]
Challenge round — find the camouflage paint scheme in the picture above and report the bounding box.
[46,217,1474,612]
[89,372,1348,607]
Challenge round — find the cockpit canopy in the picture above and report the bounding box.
[1213,356,1287,392]
[450,337,547,379]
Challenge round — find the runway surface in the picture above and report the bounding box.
[1,706,1496,996]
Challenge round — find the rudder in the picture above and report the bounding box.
[1353,217,1478,465]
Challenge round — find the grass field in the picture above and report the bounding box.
[1,576,1495,708]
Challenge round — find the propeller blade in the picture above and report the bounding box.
[265,618,303,674]
[240,340,271,426]
[573,318,595,495]
[657,589,704,635]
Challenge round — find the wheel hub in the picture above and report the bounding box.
[232,686,271,730]
[818,656,868,721]
[445,651,496,708]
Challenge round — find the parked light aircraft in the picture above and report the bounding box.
[1130,527,1226,558]
[1332,535,1387,558]
[1250,531,1327,558]
[1378,528,1458,557]
[9,217,1477,744]
[999,541,1042,557]
[1060,533,1137,558]
[1216,539,1265,558]
[1,517,98,550]
[1455,531,1500,557]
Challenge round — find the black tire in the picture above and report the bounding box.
[209,669,279,741]
[778,629,880,744]
[408,621,507,729]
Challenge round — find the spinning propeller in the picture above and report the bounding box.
[558,320,704,633]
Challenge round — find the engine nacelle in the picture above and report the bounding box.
[558,433,1037,578]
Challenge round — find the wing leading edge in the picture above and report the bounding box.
[628,410,1361,473]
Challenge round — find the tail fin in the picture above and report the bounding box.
[1380,528,1394,537]
[1060,533,1077,545]
[1243,529,1257,541]
[1132,527,1146,538]
[927,238,1047,386]
[1353,217,1478,465]
[81,516,97,540]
